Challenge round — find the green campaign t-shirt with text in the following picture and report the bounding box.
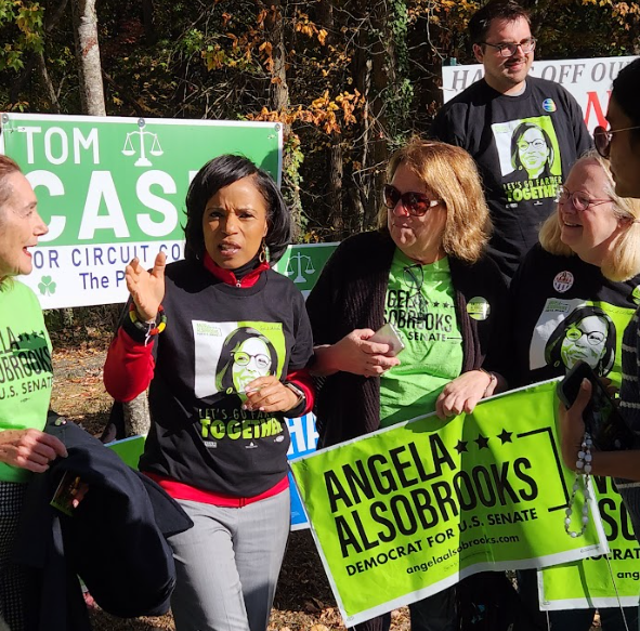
[379,250,463,427]
[0,280,53,483]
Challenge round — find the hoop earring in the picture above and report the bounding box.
[259,241,267,263]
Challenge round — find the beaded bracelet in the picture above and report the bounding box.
[564,432,593,538]
[128,303,167,345]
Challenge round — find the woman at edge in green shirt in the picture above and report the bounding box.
[0,155,67,630]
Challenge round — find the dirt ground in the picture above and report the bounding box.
[47,324,598,631]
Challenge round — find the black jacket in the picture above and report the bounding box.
[14,416,193,631]
[306,231,510,447]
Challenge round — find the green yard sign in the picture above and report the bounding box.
[0,113,282,308]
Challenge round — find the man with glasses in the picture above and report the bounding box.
[431,0,591,281]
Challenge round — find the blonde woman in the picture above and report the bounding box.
[511,149,640,631]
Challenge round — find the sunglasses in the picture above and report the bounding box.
[594,125,640,159]
[383,184,442,217]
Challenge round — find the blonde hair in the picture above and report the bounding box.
[377,138,491,263]
[539,150,640,282]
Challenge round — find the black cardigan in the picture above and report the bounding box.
[306,231,510,448]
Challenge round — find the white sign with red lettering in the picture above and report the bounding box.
[442,55,637,132]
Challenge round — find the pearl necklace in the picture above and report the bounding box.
[564,432,593,538]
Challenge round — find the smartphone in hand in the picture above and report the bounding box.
[557,360,636,451]
[369,322,406,357]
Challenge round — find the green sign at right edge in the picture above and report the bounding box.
[539,475,640,610]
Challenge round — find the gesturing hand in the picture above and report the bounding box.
[125,252,166,321]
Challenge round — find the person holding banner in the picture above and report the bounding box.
[104,154,314,631]
[307,139,510,631]
[562,61,640,513]
[511,148,640,630]
[0,156,68,630]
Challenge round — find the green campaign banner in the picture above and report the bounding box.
[274,242,337,298]
[539,475,640,610]
[290,380,608,626]
[0,113,282,308]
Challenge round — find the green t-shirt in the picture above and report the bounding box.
[0,280,53,483]
[379,249,463,427]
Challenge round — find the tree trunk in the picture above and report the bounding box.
[71,0,106,116]
[263,0,302,229]
[141,0,157,45]
[316,0,344,236]
[350,0,396,232]
[36,52,61,113]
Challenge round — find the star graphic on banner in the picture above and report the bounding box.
[474,434,490,449]
[497,429,513,444]
[433,301,440,307]
[454,440,468,454]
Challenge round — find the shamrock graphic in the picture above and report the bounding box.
[38,276,57,296]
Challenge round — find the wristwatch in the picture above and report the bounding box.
[284,381,306,407]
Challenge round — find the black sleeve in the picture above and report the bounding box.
[480,262,512,381]
[287,289,314,372]
[430,103,465,147]
[305,243,345,346]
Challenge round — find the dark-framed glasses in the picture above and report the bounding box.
[565,326,605,346]
[481,37,536,58]
[556,185,612,212]
[594,125,640,159]
[231,351,271,370]
[383,184,442,217]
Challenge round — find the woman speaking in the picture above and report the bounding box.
[104,154,314,631]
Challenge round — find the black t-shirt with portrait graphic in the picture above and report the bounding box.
[431,77,592,279]
[138,258,313,497]
[510,243,640,388]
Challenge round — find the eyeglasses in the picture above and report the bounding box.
[231,351,271,370]
[556,186,612,212]
[594,125,640,159]
[481,37,536,58]
[517,138,548,152]
[383,184,442,217]
[565,326,605,346]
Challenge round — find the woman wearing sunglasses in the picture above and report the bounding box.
[104,154,314,631]
[510,148,640,631]
[306,138,510,631]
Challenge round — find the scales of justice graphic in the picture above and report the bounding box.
[122,118,163,167]
[286,252,316,284]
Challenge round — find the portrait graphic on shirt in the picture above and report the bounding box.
[528,299,634,381]
[192,320,286,399]
[492,116,563,205]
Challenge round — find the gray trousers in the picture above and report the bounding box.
[168,490,290,631]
